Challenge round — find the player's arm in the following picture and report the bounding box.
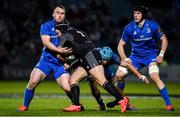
[125,62,149,84]
[118,40,127,59]
[156,34,168,64]
[118,39,131,63]
[41,35,72,54]
[118,39,149,84]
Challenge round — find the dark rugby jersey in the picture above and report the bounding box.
[60,27,95,57]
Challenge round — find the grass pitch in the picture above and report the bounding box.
[0,80,180,116]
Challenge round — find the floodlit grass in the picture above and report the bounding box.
[0,80,180,116]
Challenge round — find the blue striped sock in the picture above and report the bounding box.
[23,88,34,107]
[159,87,172,106]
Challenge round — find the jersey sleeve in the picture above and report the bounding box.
[153,21,164,40]
[111,53,120,65]
[121,25,130,42]
[40,23,51,36]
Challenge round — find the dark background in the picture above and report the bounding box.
[0,0,180,80]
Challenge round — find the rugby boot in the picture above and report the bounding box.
[164,105,175,111]
[17,105,28,111]
[63,105,82,112]
[118,97,129,113]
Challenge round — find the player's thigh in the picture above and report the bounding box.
[27,68,47,89]
[115,66,128,80]
[89,65,107,86]
[56,73,70,92]
[69,66,88,85]
[148,62,160,81]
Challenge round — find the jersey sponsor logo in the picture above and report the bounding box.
[50,35,58,38]
[133,37,152,41]
[140,35,144,38]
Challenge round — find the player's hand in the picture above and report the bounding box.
[57,54,66,62]
[139,75,149,84]
[64,63,70,70]
[156,56,163,64]
[59,47,73,54]
[123,58,132,64]
[56,29,62,38]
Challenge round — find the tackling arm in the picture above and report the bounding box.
[41,35,72,54]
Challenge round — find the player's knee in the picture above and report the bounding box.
[148,65,159,75]
[69,78,77,85]
[62,85,70,92]
[27,80,39,90]
[116,66,128,80]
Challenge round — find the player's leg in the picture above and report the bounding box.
[17,60,51,111]
[56,73,72,102]
[53,65,72,103]
[63,66,88,112]
[106,66,127,108]
[89,65,128,112]
[17,68,47,111]
[87,76,105,110]
[148,62,174,111]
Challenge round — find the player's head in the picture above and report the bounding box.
[53,5,66,23]
[133,5,147,23]
[100,46,113,61]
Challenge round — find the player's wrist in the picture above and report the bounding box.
[159,50,165,57]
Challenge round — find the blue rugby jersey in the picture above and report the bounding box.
[39,20,61,64]
[121,19,164,57]
[104,53,120,78]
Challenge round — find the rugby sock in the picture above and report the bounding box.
[24,88,34,107]
[103,81,123,101]
[66,92,73,103]
[70,84,80,106]
[159,87,172,105]
[92,90,104,106]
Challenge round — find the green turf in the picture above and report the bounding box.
[0,81,180,116]
[0,80,180,95]
[0,98,180,116]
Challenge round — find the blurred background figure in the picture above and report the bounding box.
[0,0,179,90]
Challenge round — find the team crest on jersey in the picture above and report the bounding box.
[133,31,137,35]
[52,27,55,31]
[146,28,151,33]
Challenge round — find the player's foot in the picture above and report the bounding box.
[63,105,82,112]
[106,100,118,108]
[17,105,28,111]
[99,103,106,111]
[164,105,174,111]
[80,104,85,111]
[118,97,129,113]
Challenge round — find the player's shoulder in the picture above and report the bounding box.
[68,27,88,37]
[124,21,134,30]
[41,20,54,27]
[146,19,159,26]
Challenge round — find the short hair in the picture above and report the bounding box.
[53,4,66,11]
